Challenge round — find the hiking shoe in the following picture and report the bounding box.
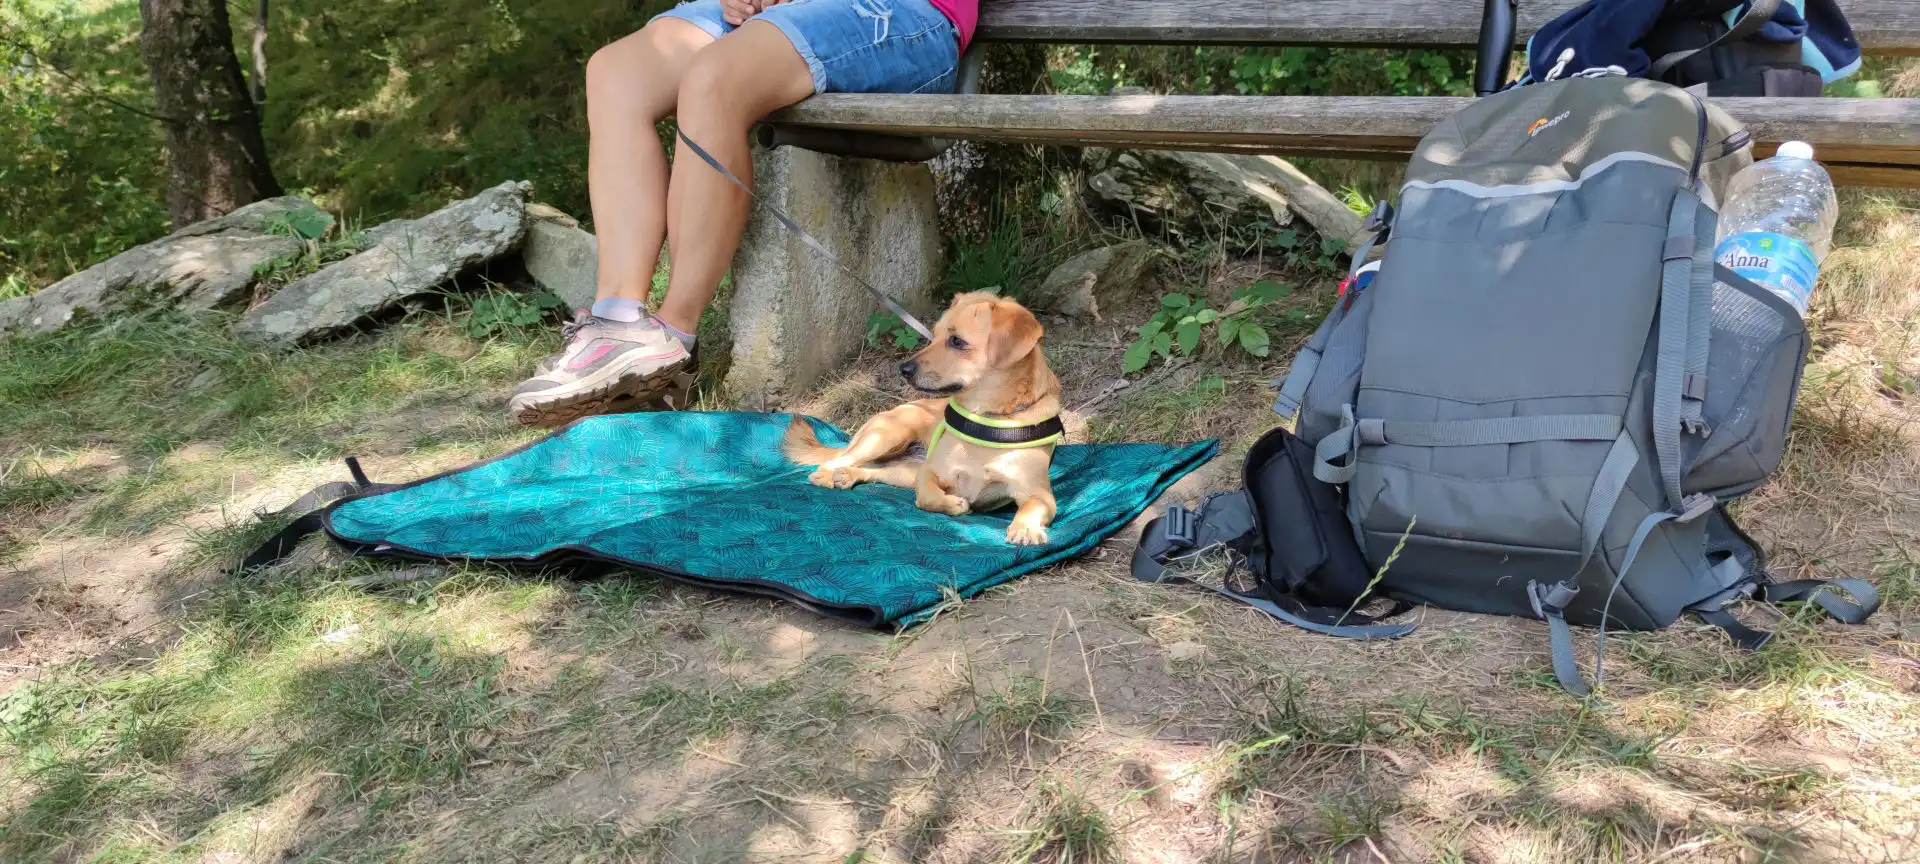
[509,311,693,427]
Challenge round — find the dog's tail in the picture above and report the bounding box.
[782,416,843,466]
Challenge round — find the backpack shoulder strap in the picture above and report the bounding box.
[1654,190,1703,508]
[1648,0,1783,79]
[1759,578,1882,624]
[1275,202,1393,420]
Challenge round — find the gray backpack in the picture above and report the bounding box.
[1272,77,1878,694]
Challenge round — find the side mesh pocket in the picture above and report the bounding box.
[1683,272,1809,497]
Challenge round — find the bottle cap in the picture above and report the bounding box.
[1776,141,1815,161]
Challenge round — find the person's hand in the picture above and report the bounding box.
[719,0,757,26]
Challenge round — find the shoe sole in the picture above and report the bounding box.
[512,363,697,428]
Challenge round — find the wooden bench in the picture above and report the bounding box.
[767,0,1920,187]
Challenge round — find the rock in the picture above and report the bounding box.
[519,219,599,311]
[1032,242,1157,322]
[0,197,315,339]
[725,147,941,405]
[234,181,531,348]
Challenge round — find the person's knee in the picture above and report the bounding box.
[675,51,742,129]
[587,33,678,118]
[585,42,635,103]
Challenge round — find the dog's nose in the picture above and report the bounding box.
[899,360,918,379]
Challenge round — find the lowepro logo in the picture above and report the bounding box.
[1528,110,1572,137]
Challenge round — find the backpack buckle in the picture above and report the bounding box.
[1363,200,1395,234]
[1162,505,1198,549]
[1678,493,1716,523]
[1528,580,1579,617]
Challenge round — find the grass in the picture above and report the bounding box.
[1089,376,1231,443]
[973,675,1082,743]
[0,561,557,859]
[944,213,1064,300]
[0,459,95,515]
[0,303,552,461]
[249,213,370,298]
[1012,781,1118,863]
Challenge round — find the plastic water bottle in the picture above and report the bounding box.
[1714,141,1838,317]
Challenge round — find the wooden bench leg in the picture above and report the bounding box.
[723,146,943,406]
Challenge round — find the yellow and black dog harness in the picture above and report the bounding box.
[928,400,1065,452]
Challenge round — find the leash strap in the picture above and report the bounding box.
[674,128,934,342]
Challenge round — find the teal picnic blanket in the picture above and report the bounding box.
[303,412,1215,626]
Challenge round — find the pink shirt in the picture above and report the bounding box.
[929,0,978,50]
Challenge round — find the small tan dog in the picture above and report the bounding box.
[784,292,1062,545]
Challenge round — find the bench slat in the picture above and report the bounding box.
[770,95,1920,187]
[976,0,1920,54]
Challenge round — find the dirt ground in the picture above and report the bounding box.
[3,190,1918,863]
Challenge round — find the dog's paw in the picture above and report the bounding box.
[1006,521,1049,546]
[940,494,972,516]
[808,467,839,488]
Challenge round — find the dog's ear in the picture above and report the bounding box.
[986,300,1044,369]
[953,301,996,352]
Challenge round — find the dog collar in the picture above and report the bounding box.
[930,400,1064,451]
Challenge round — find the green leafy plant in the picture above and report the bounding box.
[1230,47,1471,97]
[0,4,172,292]
[866,312,923,351]
[267,207,335,242]
[1218,280,1295,356]
[1268,226,1349,274]
[249,209,364,295]
[1123,280,1296,374]
[1048,46,1125,95]
[1123,293,1208,374]
[1339,186,1373,217]
[464,289,566,339]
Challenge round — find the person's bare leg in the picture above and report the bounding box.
[586,19,713,303]
[655,20,815,334]
[507,19,719,427]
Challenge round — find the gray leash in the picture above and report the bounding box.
[674,128,935,342]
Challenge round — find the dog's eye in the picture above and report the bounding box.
[946,335,969,351]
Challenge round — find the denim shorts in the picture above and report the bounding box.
[653,0,959,95]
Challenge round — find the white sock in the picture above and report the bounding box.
[590,297,645,323]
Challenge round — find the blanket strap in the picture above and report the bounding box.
[238,457,390,575]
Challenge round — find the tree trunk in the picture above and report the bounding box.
[139,0,281,229]
[250,0,268,104]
